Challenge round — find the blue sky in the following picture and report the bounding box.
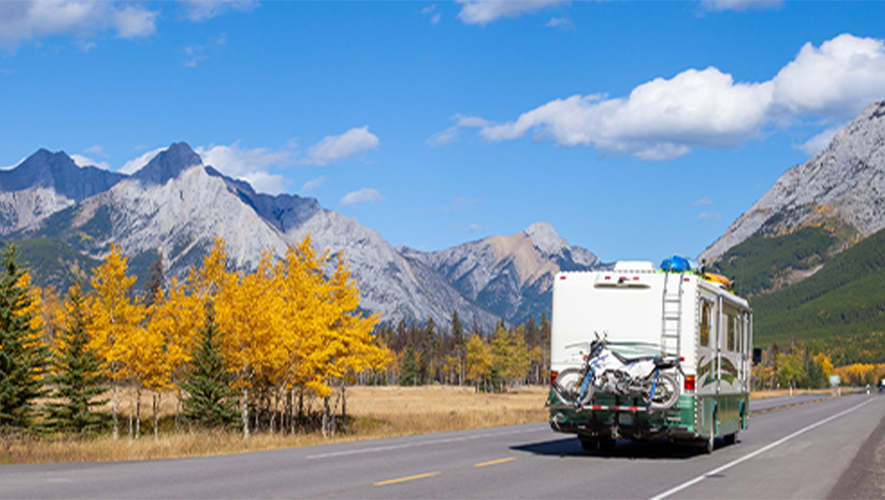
[2,1,885,263]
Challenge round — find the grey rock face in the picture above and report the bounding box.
[130,142,203,186]
[401,222,603,323]
[700,100,885,264]
[3,141,599,330]
[15,142,500,330]
[0,149,125,234]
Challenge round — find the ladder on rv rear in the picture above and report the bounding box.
[661,272,683,357]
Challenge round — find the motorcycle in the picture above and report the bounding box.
[553,333,681,410]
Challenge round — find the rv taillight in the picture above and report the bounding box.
[684,375,696,392]
[550,371,559,386]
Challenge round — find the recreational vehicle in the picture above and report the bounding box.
[548,260,752,453]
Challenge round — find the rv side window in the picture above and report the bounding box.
[725,306,738,352]
[700,302,712,347]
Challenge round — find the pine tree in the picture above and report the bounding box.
[0,244,49,429]
[399,343,420,386]
[44,281,109,434]
[179,301,239,429]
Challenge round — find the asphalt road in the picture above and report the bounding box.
[2,392,882,499]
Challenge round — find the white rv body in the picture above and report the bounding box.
[548,261,753,451]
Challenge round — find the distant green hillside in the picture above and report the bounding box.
[708,224,853,298]
[1,237,162,296]
[749,227,885,365]
[0,237,101,292]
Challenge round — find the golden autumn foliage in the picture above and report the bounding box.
[67,235,390,437]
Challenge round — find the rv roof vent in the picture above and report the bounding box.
[613,261,655,272]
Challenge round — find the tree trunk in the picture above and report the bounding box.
[322,396,330,437]
[135,387,141,440]
[242,387,250,439]
[297,387,304,422]
[290,388,296,435]
[113,384,119,440]
[175,387,181,431]
[153,393,160,441]
[341,383,347,433]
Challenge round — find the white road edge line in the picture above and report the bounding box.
[306,426,541,459]
[648,397,876,500]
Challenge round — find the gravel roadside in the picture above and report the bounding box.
[828,395,885,499]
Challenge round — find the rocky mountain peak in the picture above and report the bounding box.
[1,149,77,191]
[524,221,568,256]
[699,99,885,264]
[131,142,203,186]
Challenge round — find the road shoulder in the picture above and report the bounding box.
[828,396,885,499]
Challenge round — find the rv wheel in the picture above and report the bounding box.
[724,432,737,445]
[579,437,598,451]
[599,436,617,452]
[703,411,717,454]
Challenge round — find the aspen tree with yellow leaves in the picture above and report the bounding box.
[465,333,492,393]
[88,244,145,439]
[147,278,201,427]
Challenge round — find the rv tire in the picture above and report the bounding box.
[579,437,598,451]
[599,436,617,452]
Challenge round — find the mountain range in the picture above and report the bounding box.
[0,143,602,331]
[5,99,885,346]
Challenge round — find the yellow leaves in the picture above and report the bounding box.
[87,244,147,382]
[813,353,834,377]
[39,234,390,403]
[465,333,492,384]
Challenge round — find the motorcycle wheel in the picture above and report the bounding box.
[553,368,593,406]
[648,372,680,410]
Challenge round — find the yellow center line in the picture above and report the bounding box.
[374,472,441,486]
[474,457,517,467]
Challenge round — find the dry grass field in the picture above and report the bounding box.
[2,385,852,464]
[0,385,549,464]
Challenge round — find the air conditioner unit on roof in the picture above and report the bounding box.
[613,261,655,272]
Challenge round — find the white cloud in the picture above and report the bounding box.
[422,4,441,24]
[306,126,379,166]
[181,0,258,22]
[238,171,287,196]
[120,147,164,175]
[0,1,157,50]
[481,67,773,160]
[71,153,110,170]
[453,34,885,160]
[700,0,782,12]
[545,16,573,30]
[299,177,326,195]
[691,196,713,206]
[196,142,295,193]
[796,124,843,156]
[340,188,385,207]
[697,212,722,221]
[456,0,568,25]
[83,144,104,155]
[432,196,478,213]
[452,223,485,233]
[1,157,26,171]
[771,34,885,120]
[113,5,157,38]
[427,114,492,147]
